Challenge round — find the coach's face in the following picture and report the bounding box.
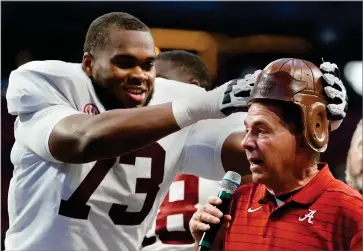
[83,27,156,108]
[242,102,297,188]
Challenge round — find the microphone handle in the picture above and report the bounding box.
[198,191,232,251]
[198,245,210,251]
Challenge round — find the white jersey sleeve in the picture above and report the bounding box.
[14,105,82,163]
[6,62,85,162]
[149,77,207,106]
[181,112,247,180]
[7,60,89,115]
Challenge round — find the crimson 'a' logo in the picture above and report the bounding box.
[83,103,99,115]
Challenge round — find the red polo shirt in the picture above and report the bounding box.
[223,164,362,251]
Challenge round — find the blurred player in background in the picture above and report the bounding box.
[346,119,362,193]
[154,50,212,90]
[5,12,253,251]
[143,50,250,251]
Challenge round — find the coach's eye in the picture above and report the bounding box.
[257,128,267,134]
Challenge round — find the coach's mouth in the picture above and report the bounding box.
[248,156,264,169]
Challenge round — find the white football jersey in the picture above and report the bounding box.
[142,175,222,251]
[5,60,246,251]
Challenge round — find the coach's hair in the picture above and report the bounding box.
[83,12,149,53]
[156,50,212,90]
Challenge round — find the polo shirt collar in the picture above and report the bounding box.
[291,163,334,204]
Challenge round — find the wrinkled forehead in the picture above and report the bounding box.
[245,102,284,126]
[248,101,284,116]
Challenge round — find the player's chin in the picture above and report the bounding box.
[123,98,145,108]
[117,91,145,108]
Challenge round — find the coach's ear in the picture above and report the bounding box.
[188,79,201,87]
[82,52,94,77]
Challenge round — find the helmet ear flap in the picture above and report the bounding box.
[304,102,329,152]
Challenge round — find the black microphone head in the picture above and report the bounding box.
[221,171,241,194]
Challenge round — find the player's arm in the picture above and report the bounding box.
[50,77,255,163]
[49,104,179,163]
[7,68,250,164]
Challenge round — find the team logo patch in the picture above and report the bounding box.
[259,77,276,97]
[83,103,99,115]
[298,209,316,225]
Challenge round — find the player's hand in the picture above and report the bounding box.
[172,70,261,128]
[320,61,348,131]
[189,196,232,248]
[219,69,262,116]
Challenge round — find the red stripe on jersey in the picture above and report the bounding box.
[223,164,362,251]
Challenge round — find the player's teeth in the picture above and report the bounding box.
[128,88,143,94]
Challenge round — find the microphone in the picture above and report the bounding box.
[198,171,241,251]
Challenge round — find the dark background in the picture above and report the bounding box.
[1,1,362,247]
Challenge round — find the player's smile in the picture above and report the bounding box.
[124,86,147,103]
